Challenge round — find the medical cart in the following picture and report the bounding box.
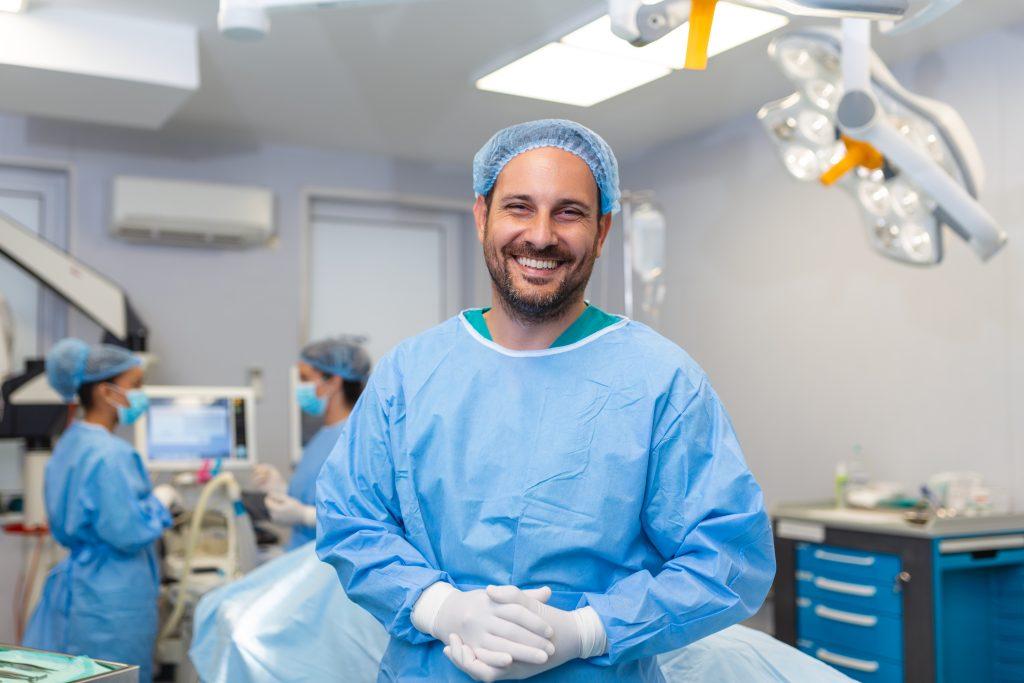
[772,503,1024,682]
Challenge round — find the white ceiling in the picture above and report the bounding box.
[34,0,1024,164]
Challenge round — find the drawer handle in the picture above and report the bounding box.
[815,604,878,627]
[816,648,880,673]
[814,549,876,567]
[814,576,877,597]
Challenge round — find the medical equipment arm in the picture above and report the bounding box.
[0,212,146,350]
[836,89,1005,260]
[316,365,453,645]
[87,451,171,554]
[581,377,775,665]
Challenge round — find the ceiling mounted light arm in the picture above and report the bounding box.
[834,17,1004,260]
[836,89,1006,260]
[879,0,961,35]
[841,17,870,92]
[609,0,907,71]
[609,0,693,47]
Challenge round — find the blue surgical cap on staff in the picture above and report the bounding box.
[301,336,372,382]
[46,338,141,402]
[473,119,621,216]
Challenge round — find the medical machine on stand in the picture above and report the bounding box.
[0,211,149,640]
[133,385,260,683]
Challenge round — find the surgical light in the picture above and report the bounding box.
[477,3,787,106]
[757,27,1005,266]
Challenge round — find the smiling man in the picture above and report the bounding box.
[316,119,775,682]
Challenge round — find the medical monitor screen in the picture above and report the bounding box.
[145,396,249,464]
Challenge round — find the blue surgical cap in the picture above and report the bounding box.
[46,338,141,402]
[301,336,372,383]
[473,119,621,215]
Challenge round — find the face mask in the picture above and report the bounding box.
[108,386,150,425]
[296,382,328,417]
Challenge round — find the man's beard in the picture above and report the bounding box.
[483,224,600,325]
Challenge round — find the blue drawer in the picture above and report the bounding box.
[798,596,903,661]
[797,543,901,585]
[798,641,903,683]
[797,571,902,616]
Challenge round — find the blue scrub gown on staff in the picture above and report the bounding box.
[23,421,171,683]
[286,421,345,550]
[316,310,776,682]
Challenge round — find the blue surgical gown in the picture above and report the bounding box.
[316,314,775,682]
[23,421,171,683]
[287,421,345,550]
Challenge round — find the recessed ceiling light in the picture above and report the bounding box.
[476,42,671,108]
[477,2,789,106]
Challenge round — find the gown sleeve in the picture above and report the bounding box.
[581,376,776,665]
[86,448,171,555]
[316,362,451,645]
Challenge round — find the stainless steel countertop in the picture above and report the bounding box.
[773,501,1024,539]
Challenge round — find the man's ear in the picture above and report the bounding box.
[595,212,613,258]
[473,195,488,244]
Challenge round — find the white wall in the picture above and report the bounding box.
[0,114,473,473]
[620,22,1024,510]
[3,20,1021,513]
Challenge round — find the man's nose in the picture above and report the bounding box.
[521,214,558,251]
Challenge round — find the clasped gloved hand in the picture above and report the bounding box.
[412,583,556,670]
[443,585,607,682]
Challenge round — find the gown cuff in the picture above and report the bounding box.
[575,606,608,659]
[410,581,457,638]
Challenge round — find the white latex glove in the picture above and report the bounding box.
[251,464,287,495]
[443,585,606,681]
[265,492,316,527]
[411,583,555,668]
[152,484,181,512]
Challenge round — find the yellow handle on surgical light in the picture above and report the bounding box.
[685,0,719,71]
[820,135,885,186]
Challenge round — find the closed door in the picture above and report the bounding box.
[307,200,465,366]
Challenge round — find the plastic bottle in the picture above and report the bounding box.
[835,462,849,508]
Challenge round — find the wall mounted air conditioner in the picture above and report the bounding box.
[112,176,274,248]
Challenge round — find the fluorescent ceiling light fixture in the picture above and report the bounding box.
[477,2,788,106]
[477,43,670,107]
[0,0,27,13]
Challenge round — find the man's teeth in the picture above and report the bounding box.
[515,257,559,270]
